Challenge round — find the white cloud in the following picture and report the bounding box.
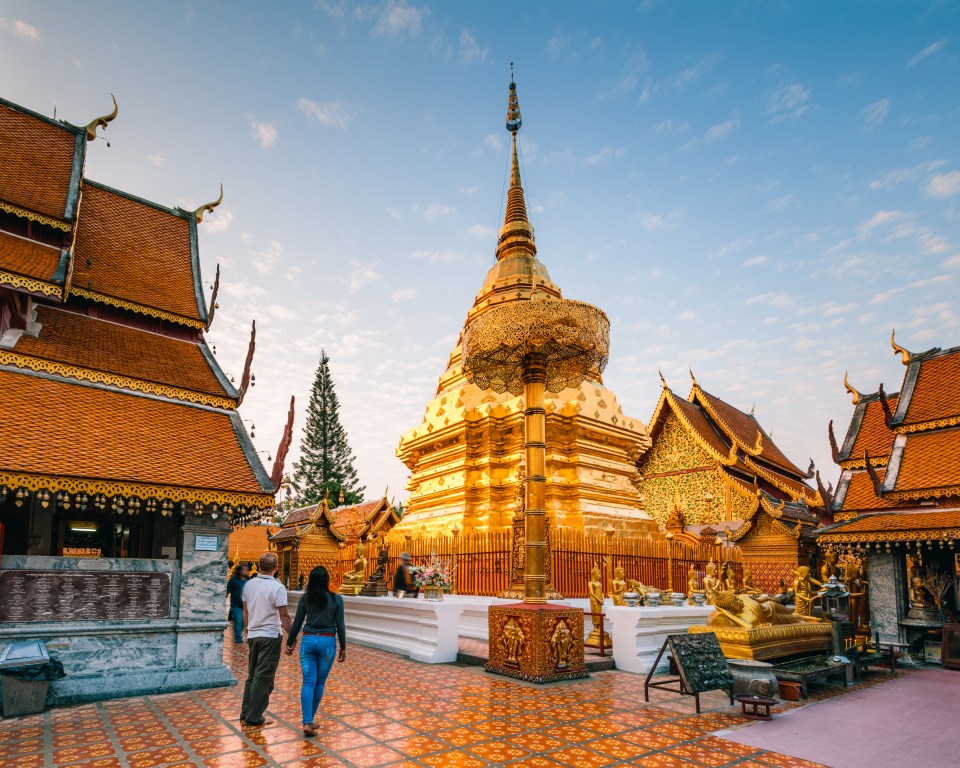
[408,248,463,263]
[391,287,416,302]
[467,223,495,240]
[0,18,41,44]
[385,207,402,220]
[251,240,283,274]
[742,255,768,267]
[678,310,698,321]
[145,153,165,167]
[297,98,353,129]
[926,171,960,199]
[458,185,479,197]
[223,281,269,301]
[746,291,795,309]
[908,39,947,66]
[546,35,569,58]
[671,53,723,89]
[597,47,649,101]
[458,29,488,63]
[766,194,797,213]
[869,160,946,190]
[372,0,425,39]
[633,209,684,233]
[422,203,456,222]
[765,83,811,123]
[248,117,278,150]
[861,98,891,128]
[704,118,739,142]
[483,133,503,152]
[348,260,380,292]
[909,136,932,151]
[650,119,690,135]
[203,209,233,234]
[582,146,624,166]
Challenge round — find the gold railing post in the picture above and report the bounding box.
[451,525,460,594]
[666,531,674,593]
[522,350,548,603]
[604,524,615,599]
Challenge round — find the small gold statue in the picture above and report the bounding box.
[703,560,720,604]
[585,564,612,647]
[793,565,822,617]
[740,565,761,595]
[820,550,837,584]
[721,561,737,592]
[687,565,700,604]
[338,542,368,595]
[710,590,814,628]
[501,617,525,665]
[550,619,573,668]
[845,559,869,631]
[611,564,627,606]
[909,574,928,608]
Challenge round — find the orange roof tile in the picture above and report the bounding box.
[0,99,83,222]
[669,395,733,459]
[0,368,268,497]
[819,509,960,542]
[891,428,960,494]
[744,458,819,505]
[847,395,898,462]
[282,506,317,528]
[694,388,805,476]
[901,350,960,427]
[228,525,278,563]
[12,305,231,400]
[330,500,385,540]
[72,182,205,324]
[0,230,64,285]
[838,469,899,512]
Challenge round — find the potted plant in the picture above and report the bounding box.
[413,553,455,601]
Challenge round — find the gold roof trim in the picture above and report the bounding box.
[819,527,960,545]
[691,384,765,457]
[662,387,738,467]
[0,200,72,232]
[742,455,818,505]
[0,350,236,410]
[0,269,64,298]
[69,286,206,330]
[0,470,273,510]
[894,415,960,434]
[885,485,960,502]
[840,455,890,470]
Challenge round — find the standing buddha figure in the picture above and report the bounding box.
[703,560,720,604]
[793,565,822,617]
[585,565,611,647]
[611,564,627,607]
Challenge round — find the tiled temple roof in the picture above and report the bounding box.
[837,391,899,466]
[818,509,960,544]
[0,231,67,294]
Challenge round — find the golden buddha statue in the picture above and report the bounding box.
[709,590,810,628]
[845,559,869,632]
[338,542,368,595]
[611,564,627,606]
[702,560,720,604]
[585,564,611,647]
[721,561,736,592]
[740,565,761,595]
[792,565,822,617]
[687,566,700,604]
[820,550,837,584]
[550,619,573,668]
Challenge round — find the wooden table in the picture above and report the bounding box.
[771,659,850,699]
[735,694,777,721]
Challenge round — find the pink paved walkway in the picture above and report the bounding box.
[722,668,957,768]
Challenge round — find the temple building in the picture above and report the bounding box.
[818,333,960,644]
[637,376,824,593]
[0,95,285,705]
[396,83,653,537]
[270,494,397,588]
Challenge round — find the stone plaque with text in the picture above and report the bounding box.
[0,570,171,623]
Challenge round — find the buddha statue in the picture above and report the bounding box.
[740,565,761,595]
[611,564,627,607]
[687,566,700,604]
[820,550,837,584]
[721,561,737,592]
[845,559,869,632]
[338,542,368,595]
[702,560,720,604]
[792,565,822,618]
[585,565,611,647]
[709,590,813,628]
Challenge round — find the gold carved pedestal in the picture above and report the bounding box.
[485,603,588,683]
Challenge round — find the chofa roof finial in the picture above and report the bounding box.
[890,328,911,365]
[85,95,118,141]
[843,370,861,405]
[195,183,224,223]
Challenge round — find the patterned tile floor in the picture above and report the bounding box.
[0,632,906,768]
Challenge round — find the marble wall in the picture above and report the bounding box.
[867,552,907,643]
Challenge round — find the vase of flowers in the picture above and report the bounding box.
[413,552,455,601]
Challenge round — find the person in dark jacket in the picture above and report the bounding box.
[226,563,249,643]
[393,551,419,597]
[285,566,346,737]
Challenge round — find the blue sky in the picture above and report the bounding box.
[3,1,959,501]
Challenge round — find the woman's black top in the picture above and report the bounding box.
[287,593,346,649]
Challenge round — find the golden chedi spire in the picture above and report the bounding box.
[497,71,536,262]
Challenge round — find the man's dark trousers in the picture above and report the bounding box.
[241,635,282,725]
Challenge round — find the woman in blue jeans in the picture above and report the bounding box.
[285,566,346,737]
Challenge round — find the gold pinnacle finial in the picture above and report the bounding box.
[890,329,911,365]
[194,183,223,223]
[85,94,118,141]
[496,70,536,262]
[843,370,861,405]
[689,366,698,387]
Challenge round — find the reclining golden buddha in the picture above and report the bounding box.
[688,590,832,660]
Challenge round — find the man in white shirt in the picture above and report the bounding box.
[240,552,291,728]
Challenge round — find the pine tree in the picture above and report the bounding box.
[291,350,365,506]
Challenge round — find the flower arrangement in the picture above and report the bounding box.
[413,552,455,589]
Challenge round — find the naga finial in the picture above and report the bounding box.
[890,328,911,365]
[85,94,118,141]
[843,370,861,405]
[689,366,698,387]
[194,183,223,223]
[506,63,522,134]
[658,367,667,388]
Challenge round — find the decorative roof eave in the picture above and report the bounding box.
[0,348,237,409]
[894,414,960,434]
[819,527,960,544]
[0,267,66,300]
[659,387,738,467]
[228,411,274,496]
[187,216,209,325]
[839,455,889,471]
[68,286,207,330]
[689,385,763,457]
[742,455,820,506]
[0,469,274,512]
[884,486,960,503]
[198,341,240,400]
[0,200,73,232]
[758,493,816,532]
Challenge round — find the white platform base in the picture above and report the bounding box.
[607,605,714,674]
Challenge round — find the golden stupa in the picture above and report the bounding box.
[395,77,654,537]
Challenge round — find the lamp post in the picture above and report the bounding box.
[451,523,460,595]
[665,531,675,593]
